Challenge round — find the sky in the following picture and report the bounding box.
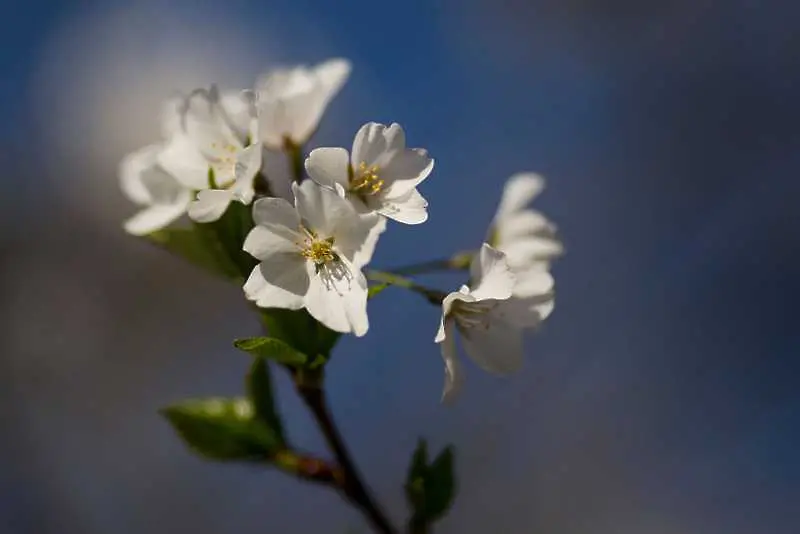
[1,1,799,533]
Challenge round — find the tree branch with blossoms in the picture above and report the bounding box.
[121,57,563,533]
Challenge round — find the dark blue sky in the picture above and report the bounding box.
[2,1,799,533]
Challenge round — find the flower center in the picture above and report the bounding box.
[302,238,337,264]
[209,142,239,188]
[298,228,339,269]
[349,161,384,196]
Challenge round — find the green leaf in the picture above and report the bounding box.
[405,439,457,526]
[161,397,282,461]
[408,439,429,483]
[246,357,284,443]
[234,336,308,366]
[259,308,341,359]
[145,228,241,280]
[197,201,257,279]
[368,283,389,299]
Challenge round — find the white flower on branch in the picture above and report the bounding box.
[305,122,434,224]
[119,144,193,235]
[435,244,554,402]
[488,173,563,271]
[158,86,262,223]
[243,180,377,336]
[255,58,351,149]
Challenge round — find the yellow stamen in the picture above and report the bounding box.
[349,161,384,196]
[299,233,339,268]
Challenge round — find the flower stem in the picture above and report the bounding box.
[284,138,305,183]
[295,377,398,534]
[382,251,474,276]
[366,270,447,305]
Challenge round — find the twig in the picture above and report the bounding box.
[295,379,398,534]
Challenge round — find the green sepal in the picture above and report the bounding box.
[160,397,283,462]
[405,439,457,526]
[145,228,241,281]
[144,199,256,282]
[259,308,341,360]
[196,201,257,280]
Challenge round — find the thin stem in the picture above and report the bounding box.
[272,449,344,486]
[383,252,474,276]
[366,270,447,305]
[284,138,305,183]
[296,379,398,534]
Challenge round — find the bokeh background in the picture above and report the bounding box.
[2,0,798,532]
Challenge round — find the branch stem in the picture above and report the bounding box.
[382,252,474,276]
[295,380,398,534]
[366,270,446,305]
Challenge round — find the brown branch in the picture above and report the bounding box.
[272,449,344,486]
[295,379,398,534]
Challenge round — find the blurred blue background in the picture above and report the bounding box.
[1,0,798,532]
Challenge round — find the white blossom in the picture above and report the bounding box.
[435,244,554,402]
[488,173,563,271]
[305,122,434,224]
[255,58,351,149]
[119,144,192,235]
[158,86,262,223]
[242,180,377,336]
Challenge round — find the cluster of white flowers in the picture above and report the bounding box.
[121,59,562,402]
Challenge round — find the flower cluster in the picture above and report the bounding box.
[121,58,562,402]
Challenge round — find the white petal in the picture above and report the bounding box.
[221,89,256,141]
[119,144,161,205]
[232,178,255,206]
[314,58,351,98]
[351,122,403,168]
[256,59,350,147]
[495,173,545,220]
[244,260,307,310]
[243,226,299,261]
[440,291,473,326]
[495,210,556,242]
[377,188,428,225]
[158,134,209,190]
[183,86,239,151]
[230,143,262,205]
[512,267,554,298]
[498,293,555,327]
[382,148,434,198]
[188,189,233,222]
[352,213,386,269]
[469,244,514,301]
[460,317,524,375]
[303,259,369,336]
[256,96,298,148]
[251,197,301,229]
[305,147,351,190]
[288,59,351,143]
[534,297,555,321]
[501,237,565,270]
[293,180,357,238]
[123,194,190,235]
[437,320,463,403]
